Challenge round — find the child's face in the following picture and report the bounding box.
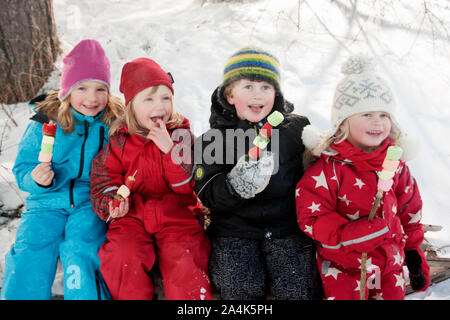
[344,111,392,152]
[132,85,173,130]
[226,79,275,123]
[70,81,108,117]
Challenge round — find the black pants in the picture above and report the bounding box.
[209,233,323,300]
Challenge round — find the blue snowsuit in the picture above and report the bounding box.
[1,107,110,300]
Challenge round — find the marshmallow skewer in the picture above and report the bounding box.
[248,111,284,160]
[39,120,57,162]
[360,135,402,300]
[377,139,402,192]
[106,170,138,222]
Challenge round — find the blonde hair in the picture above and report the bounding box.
[109,85,184,137]
[303,117,400,169]
[35,90,125,134]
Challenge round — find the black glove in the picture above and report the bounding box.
[405,250,426,291]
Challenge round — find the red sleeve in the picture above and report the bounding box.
[395,163,424,251]
[90,134,126,220]
[161,128,195,194]
[295,158,349,251]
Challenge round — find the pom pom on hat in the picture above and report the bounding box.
[340,55,375,75]
[398,133,421,161]
[302,125,327,156]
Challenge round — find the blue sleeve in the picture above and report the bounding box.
[12,121,57,194]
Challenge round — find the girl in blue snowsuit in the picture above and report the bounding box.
[0,39,124,300]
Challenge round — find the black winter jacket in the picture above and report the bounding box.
[193,87,310,240]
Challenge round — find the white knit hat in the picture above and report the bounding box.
[329,55,401,136]
[302,55,419,161]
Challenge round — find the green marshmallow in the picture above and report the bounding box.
[253,135,269,149]
[386,146,403,160]
[267,111,284,127]
[40,143,53,154]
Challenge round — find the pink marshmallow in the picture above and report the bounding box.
[38,151,52,162]
[382,159,399,171]
[378,178,393,191]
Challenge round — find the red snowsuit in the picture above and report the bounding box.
[90,118,212,300]
[295,140,429,300]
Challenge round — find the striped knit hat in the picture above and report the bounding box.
[221,47,281,94]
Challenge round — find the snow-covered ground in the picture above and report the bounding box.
[0,0,449,299]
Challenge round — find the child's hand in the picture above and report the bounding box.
[227,152,275,199]
[31,162,55,186]
[108,197,129,220]
[341,218,388,253]
[146,119,174,154]
[405,250,428,291]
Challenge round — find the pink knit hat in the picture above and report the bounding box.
[58,39,111,101]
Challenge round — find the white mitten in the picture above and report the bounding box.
[227,151,275,199]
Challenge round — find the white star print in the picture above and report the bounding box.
[354,178,365,189]
[372,292,384,300]
[394,273,405,289]
[354,280,362,292]
[308,202,321,213]
[408,210,422,224]
[304,225,313,235]
[357,257,379,273]
[404,186,411,194]
[312,171,329,190]
[324,267,342,280]
[338,194,351,206]
[393,251,403,266]
[295,188,300,197]
[347,210,360,221]
[392,205,397,214]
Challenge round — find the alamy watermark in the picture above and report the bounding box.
[169,128,281,175]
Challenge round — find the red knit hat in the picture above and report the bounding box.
[119,57,174,106]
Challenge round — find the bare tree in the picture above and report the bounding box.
[0,0,59,104]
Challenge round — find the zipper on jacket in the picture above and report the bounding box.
[98,126,105,153]
[70,121,89,208]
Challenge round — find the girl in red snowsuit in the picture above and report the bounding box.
[90,57,212,300]
[295,56,430,300]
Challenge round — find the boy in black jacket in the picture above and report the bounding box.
[193,47,322,300]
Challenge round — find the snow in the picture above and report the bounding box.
[0,0,449,299]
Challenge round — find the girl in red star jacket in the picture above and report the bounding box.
[90,58,212,300]
[295,56,429,300]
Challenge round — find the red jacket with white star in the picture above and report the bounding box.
[296,140,426,274]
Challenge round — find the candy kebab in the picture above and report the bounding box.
[106,170,138,222]
[39,120,57,162]
[360,135,402,300]
[377,139,403,192]
[248,111,284,160]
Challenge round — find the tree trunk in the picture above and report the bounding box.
[0,0,59,104]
